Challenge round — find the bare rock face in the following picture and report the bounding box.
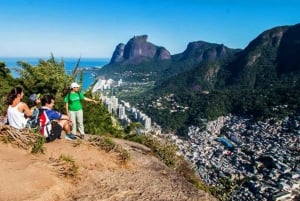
[156,47,171,60]
[109,43,125,64]
[180,41,229,62]
[109,35,171,65]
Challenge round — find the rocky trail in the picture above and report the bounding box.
[0,135,216,201]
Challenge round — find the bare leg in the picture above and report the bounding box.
[57,120,69,133]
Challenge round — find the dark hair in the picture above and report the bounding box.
[28,99,36,108]
[62,87,72,97]
[6,87,23,105]
[41,95,55,106]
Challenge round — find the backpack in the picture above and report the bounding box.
[66,91,82,103]
[27,107,40,129]
[38,108,61,142]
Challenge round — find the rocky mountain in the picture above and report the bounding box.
[172,41,238,62]
[93,23,300,133]
[109,35,171,65]
[99,35,238,82]
[154,23,300,94]
[221,23,300,88]
[100,24,300,90]
[277,24,300,74]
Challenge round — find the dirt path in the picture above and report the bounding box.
[0,137,216,201]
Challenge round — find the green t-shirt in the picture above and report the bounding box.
[64,92,85,111]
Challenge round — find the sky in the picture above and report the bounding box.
[0,0,299,58]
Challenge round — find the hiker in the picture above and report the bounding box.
[27,93,41,128]
[64,82,98,138]
[40,94,76,141]
[6,87,32,129]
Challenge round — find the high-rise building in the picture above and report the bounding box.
[118,105,125,119]
[144,117,152,131]
[111,96,118,115]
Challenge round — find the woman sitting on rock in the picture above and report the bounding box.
[6,87,32,129]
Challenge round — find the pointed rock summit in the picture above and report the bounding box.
[109,35,171,65]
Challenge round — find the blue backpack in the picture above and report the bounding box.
[38,108,61,142]
[27,107,40,129]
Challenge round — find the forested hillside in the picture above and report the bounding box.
[98,23,300,135]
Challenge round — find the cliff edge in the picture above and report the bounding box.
[0,135,216,201]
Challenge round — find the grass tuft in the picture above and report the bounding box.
[31,135,46,154]
[56,154,79,178]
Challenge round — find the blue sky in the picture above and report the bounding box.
[0,0,299,58]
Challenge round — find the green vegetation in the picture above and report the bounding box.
[0,55,210,194]
[115,29,300,134]
[136,78,300,134]
[102,25,300,136]
[0,54,118,136]
[1,25,300,198]
[88,135,130,164]
[58,154,79,177]
[0,62,16,113]
[209,177,238,201]
[82,92,117,135]
[31,135,46,154]
[99,136,116,152]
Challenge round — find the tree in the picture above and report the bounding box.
[0,62,16,113]
[14,55,116,135]
[16,54,73,110]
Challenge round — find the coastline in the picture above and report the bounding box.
[0,57,109,90]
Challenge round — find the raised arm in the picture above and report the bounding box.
[21,102,32,117]
[84,97,98,104]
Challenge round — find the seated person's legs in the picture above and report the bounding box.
[57,119,71,134]
[50,123,62,141]
[58,115,76,140]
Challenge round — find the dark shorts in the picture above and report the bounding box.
[46,122,62,142]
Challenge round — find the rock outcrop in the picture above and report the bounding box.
[174,41,237,62]
[0,135,216,201]
[109,35,171,65]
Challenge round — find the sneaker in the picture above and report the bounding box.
[80,134,85,139]
[69,133,76,139]
[65,134,76,141]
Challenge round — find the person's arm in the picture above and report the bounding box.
[63,95,70,116]
[65,102,69,117]
[84,97,98,103]
[47,110,70,121]
[21,102,32,117]
[60,114,70,121]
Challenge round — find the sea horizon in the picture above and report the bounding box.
[0,56,110,90]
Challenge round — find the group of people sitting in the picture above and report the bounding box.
[4,82,98,142]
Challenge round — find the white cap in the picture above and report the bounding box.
[70,82,80,88]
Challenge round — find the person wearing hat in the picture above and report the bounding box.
[27,93,41,128]
[64,82,98,139]
[28,94,41,106]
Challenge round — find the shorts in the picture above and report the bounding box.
[46,122,62,142]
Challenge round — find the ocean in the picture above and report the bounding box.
[0,57,110,90]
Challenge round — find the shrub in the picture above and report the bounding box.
[31,135,45,154]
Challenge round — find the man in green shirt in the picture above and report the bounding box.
[64,82,98,139]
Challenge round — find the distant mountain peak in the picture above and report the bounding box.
[175,40,237,62]
[109,35,171,65]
